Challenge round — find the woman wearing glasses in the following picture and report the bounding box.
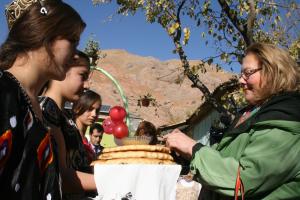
[164,43,300,199]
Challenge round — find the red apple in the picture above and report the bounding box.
[102,118,115,134]
[109,106,126,123]
[113,122,128,139]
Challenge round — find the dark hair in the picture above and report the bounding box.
[67,50,91,68]
[76,50,90,66]
[135,121,158,145]
[89,123,104,135]
[76,50,90,64]
[0,1,86,69]
[73,89,102,118]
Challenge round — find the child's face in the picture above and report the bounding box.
[90,130,103,146]
[77,100,101,126]
[62,62,89,102]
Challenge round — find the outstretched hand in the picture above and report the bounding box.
[163,129,197,160]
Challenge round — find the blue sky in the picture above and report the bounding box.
[0,0,232,70]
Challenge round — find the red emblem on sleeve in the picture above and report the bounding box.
[0,130,13,169]
[37,133,53,174]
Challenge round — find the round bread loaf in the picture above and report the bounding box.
[91,158,175,165]
[98,150,174,161]
[102,144,171,154]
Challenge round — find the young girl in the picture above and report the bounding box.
[73,90,102,162]
[39,51,99,199]
[0,0,85,199]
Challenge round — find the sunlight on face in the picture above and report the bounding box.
[63,65,90,101]
[239,53,264,105]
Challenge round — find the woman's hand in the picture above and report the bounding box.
[163,129,197,160]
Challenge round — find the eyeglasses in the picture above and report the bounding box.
[239,68,262,79]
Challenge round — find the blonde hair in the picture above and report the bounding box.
[245,43,300,101]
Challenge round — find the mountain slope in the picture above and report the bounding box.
[90,49,234,128]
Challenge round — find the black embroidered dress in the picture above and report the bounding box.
[39,96,92,173]
[0,71,61,200]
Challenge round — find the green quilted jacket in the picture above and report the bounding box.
[191,92,300,200]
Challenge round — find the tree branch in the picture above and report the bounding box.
[246,0,256,45]
[174,0,186,42]
[217,0,252,46]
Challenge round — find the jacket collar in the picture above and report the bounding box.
[226,92,300,136]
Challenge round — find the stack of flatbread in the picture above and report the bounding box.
[91,145,175,165]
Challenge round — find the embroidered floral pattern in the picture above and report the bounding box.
[6,0,38,29]
[37,133,53,174]
[0,130,13,170]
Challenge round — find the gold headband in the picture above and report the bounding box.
[5,0,48,30]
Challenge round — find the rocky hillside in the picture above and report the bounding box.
[89,49,234,129]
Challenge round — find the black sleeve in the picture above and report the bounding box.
[192,142,204,159]
[39,97,63,127]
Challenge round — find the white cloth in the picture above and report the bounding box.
[94,164,181,200]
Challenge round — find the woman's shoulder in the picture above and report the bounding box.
[0,71,29,114]
[0,70,21,95]
[266,91,300,105]
[39,96,63,127]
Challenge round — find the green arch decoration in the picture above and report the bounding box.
[91,66,132,135]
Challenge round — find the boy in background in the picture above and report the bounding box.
[89,123,104,156]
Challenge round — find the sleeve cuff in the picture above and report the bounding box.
[192,142,204,159]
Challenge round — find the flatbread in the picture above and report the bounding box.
[98,150,174,161]
[102,145,171,154]
[91,158,175,165]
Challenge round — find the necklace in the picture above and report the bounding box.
[4,71,40,121]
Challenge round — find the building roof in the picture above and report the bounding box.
[157,78,239,132]
[187,78,239,125]
[99,104,111,114]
